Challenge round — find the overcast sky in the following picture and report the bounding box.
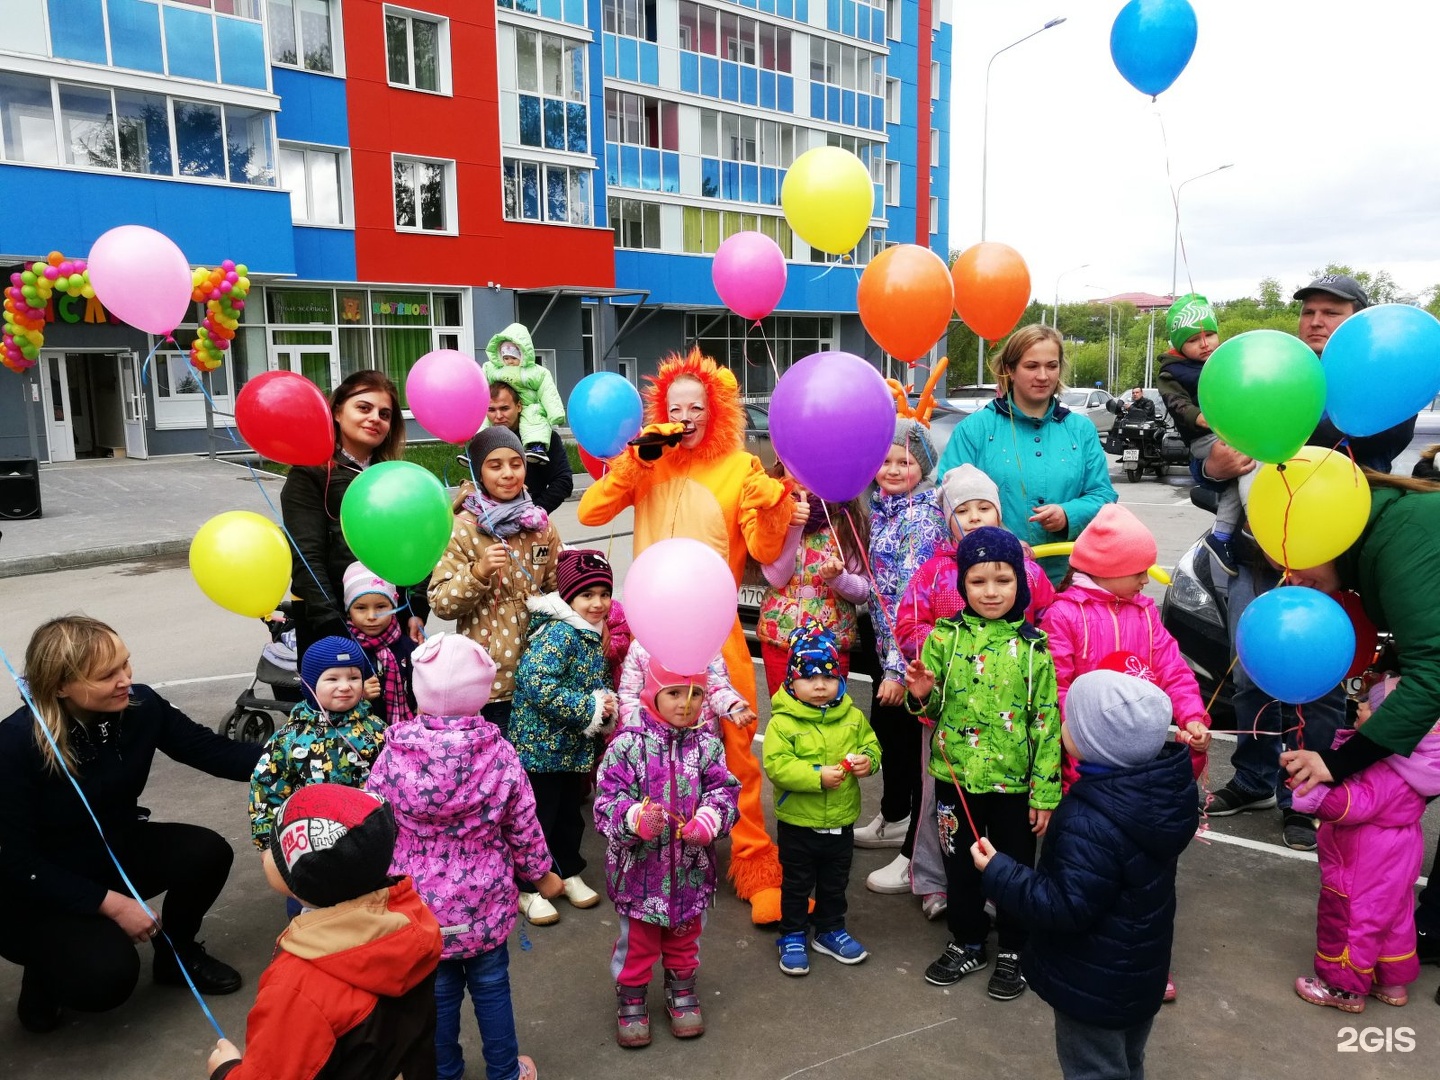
[947,0,1440,306]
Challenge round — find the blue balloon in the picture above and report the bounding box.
[1110,0,1198,98]
[1236,587,1354,705]
[1321,303,1440,438]
[568,372,643,458]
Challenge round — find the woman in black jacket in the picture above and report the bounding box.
[280,370,429,657]
[0,616,264,1032]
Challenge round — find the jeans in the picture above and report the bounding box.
[1226,559,1345,809]
[1053,1010,1153,1080]
[777,821,854,936]
[434,944,521,1080]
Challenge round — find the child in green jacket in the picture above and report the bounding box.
[904,526,1061,1002]
[483,322,565,464]
[763,623,881,977]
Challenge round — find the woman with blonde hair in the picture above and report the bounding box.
[936,324,1117,584]
[0,616,261,1033]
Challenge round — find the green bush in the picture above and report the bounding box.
[251,439,585,482]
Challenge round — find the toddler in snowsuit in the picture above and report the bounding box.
[483,322,565,464]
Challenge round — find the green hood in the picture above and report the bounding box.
[485,322,536,368]
[762,692,880,830]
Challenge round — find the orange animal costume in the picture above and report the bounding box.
[579,349,794,924]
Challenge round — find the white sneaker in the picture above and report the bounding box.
[518,892,560,926]
[853,813,910,849]
[866,853,912,894]
[562,874,601,909]
[922,893,948,920]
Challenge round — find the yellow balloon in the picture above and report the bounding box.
[189,510,292,617]
[780,146,873,255]
[1248,449,1370,569]
[1029,541,1170,585]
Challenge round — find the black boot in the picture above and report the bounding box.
[154,940,242,995]
[16,972,61,1034]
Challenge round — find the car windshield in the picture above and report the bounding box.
[1059,391,1090,407]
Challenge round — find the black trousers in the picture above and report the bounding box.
[933,782,1035,951]
[777,821,854,936]
[870,699,922,837]
[0,821,235,1013]
[522,771,589,888]
[1417,831,1440,933]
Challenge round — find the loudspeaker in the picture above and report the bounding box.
[0,458,41,520]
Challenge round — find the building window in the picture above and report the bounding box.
[886,0,900,41]
[514,29,589,154]
[268,0,338,73]
[930,126,939,162]
[393,155,455,232]
[809,36,884,92]
[885,77,901,123]
[931,60,941,99]
[280,142,347,225]
[384,7,450,94]
[929,196,939,235]
[680,1,790,72]
[884,161,899,206]
[503,158,593,225]
[681,208,792,257]
[604,0,657,42]
[685,313,833,397]
[610,197,661,249]
[605,90,678,150]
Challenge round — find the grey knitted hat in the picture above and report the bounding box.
[1065,670,1172,769]
[892,419,938,480]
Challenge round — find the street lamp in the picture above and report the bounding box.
[976,16,1066,382]
[1171,163,1234,298]
[1051,262,1090,328]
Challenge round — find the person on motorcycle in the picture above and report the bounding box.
[1156,294,1240,577]
[1124,388,1157,420]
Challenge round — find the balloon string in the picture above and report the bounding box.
[0,648,227,1041]
[844,506,897,651]
[935,730,982,845]
[1155,105,1195,300]
[138,335,177,389]
[749,320,781,386]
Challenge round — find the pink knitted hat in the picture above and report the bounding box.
[342,561,398,612]
[411,632,497,718]
[1070,504,1157,578]
[641,657,706,723]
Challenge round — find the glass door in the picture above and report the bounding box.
[272,339,339,396]
[39,352,75,462]
[118,351,149,459]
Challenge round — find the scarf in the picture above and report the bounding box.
[347,616,414,725]
[463,487,549,538]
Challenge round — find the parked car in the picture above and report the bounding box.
[946,384,1001,415]
[743,402,777,472]
[1060,388,1118,437]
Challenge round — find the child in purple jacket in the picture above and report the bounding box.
[1292,676,1440,1013]
[367,632,563,1080]
[594,659,741,1050]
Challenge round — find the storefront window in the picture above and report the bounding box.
[267,287,335,324]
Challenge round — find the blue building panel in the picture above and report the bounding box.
[272,69,349,146]
[779,76,793,113]
[604,34,616,77]
[217,16,268,90]
[740,66,757,106]
[841,90,854,127]
[760,0,775,12]
[760,70,776,110]
[827,86,840,122]
[541,0,562,21]
[701,57,720,97]
[291,226,356,283]
[163,6,218,83]
[50,0,108,64]
[614,252,863,315]
[662,153,679,193]
[640,42,659,85]
[641,148,661,191]
[565,0,586,24]
[605,144,619,185]
[108,0,165,74]
[809,83,824,119]
[618,38,638,81]
[681,51,699,93]
[721,61,738,102]
[857,93,868,129]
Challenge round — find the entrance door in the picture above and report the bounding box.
[118,351,149,459]
[39,353,76,463]
[273,345,338,395]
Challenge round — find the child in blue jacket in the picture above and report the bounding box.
[971,670,1197,1080]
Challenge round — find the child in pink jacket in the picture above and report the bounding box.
[367,632,562,1080]
[1040,504,1212,792]
[1292,677,1440,1013]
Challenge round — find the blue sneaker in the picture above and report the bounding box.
[777,932,810,976]
[813,928,869,965]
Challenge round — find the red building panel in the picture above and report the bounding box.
[343,1,614,288]
[914,0,933,246]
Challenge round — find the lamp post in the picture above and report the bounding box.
[1051,262,1090,329]
[976,16,1066,381]
[1171,163,1234,298]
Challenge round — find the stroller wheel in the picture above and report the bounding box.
[238,710,277,744]
[217,707,242,739]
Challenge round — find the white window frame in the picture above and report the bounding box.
[268,0,346,77]
[383,6,452,96]
[153,351,235,430]
[930,126,939,162]
[929,196,939,235]
[884,160,899,206]
[931,60,941,99]
[885,77,901,124]
[392,153,458,234]
[886,0,900,41]
[278,141,352,227]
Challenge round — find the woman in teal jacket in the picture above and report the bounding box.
[936,325,1117,585]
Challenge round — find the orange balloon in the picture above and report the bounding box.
[857,244,955,362]
[950,242,1032,341]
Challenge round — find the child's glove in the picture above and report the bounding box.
[680,808,720,847]
[628,800,668,841]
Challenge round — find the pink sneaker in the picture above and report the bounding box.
[517,1055,538,1080]
[1162,974,1176,1003]
[1369,984,1408,1007]
[1295,976,1364,1013]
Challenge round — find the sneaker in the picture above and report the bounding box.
[1282,812,1318,852]
[922,893,948,921]
[925,942,987,987]
[615,985,651,1048]
[16,973,61,1034]
[663,969,705,1038]
[517,1055,538,1080]
[154,940,242,995]
[1418,924,1440,965]
[987,951,1026,1001]
[1163,974,1177,1003]
[1202,532,1239,577]
[853,812,909,849]
[1295,976,1363,1013]
[518,892,560,926]
[1199,781,1277,817]
[777,931,810,976]
[865,853,911,894]
[1369,984,1408,1007]
[524,443,549,464]
[813,928,869,965]
[561,875,601,909]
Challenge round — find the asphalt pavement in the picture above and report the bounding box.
[2,418,1438,1078]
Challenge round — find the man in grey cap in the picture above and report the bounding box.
[1195,271,1418,851]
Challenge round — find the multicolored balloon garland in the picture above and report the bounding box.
[190,260,250,373]
[3,251,94,373]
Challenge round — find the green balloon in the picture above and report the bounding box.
[1197,330,1327,464]
[340,461,453,586]
[20,271,36,286]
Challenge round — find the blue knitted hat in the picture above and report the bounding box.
[956,526,1030,621]
[300,636,371,708]
[785,621,846,703]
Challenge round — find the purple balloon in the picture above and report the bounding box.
[770,351,897,502]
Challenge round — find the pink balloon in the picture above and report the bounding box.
[405,349,491,443]
[712,231,787,321]
[87,225,193,335]
[624,539,738,674]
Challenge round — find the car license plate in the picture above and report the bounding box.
[738,585,766,608]
[1122,449,1140,462]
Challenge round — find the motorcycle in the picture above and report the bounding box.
[1105,398,1191,483]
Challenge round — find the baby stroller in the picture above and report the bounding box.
[218,602,302,743]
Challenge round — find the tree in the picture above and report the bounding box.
[1257,276,1284,311]
[1307,263,1400,306]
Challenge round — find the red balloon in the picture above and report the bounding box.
[577,445,608,481]
[1333,590,1378,679]
[236,370,335,466]
[951,241,1032,341]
